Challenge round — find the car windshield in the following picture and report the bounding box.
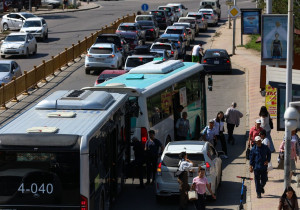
[126,57,154,67]
[136,16,152,21]
[152,44,171,50]
[138,22,154,26]
[200,10,213,14]
[5,35,26,42]
[162,153,205,167]
[188,14,203,19]
[205,50,228,58]
[166,29,183,34]
[22,14,36,18]
[118,26,137,31]
[89,48,113,54]
[23,20,41,27]
[0,64,10,72]
[95,36,120,46]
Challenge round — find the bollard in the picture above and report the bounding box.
[65,48,68,66]
[22,71,29,95]
[72,44,75,61]
[58,53,62,71]
[34,66,39,89]
[0,83,7,110]
[41,60,47,83]
[11,76,19,102]
[51,56,55,75]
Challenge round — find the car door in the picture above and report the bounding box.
[12,14,24,30]
[6,14,18,30]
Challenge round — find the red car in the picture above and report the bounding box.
[94,70,126,85]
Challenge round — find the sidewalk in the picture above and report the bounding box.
[210,18,300,209]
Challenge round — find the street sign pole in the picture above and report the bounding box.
[232,0,236,55]
[228,5,231,29]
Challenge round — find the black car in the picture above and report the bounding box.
[95,34,130,59]
[137,21,160,40]
[202,49,232,74]
[149,10,172,29]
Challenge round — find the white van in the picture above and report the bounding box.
[199,0,221,20]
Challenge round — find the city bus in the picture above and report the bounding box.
[0,89,134,210]
[86,60,207,147]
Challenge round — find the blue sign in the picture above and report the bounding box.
[242,11,260,34]
[141,3,149,12]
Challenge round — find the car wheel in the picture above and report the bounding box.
[25,48,29,58]
[3,23,9,31]
[1,55,5,59]
[33,45,37,55]
[42,33,46,42]
[85,69,90,74]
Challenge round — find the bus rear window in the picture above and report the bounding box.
[126,57,154,67]
[151,45,171,50]
[162,153,205,167]
[0,151,80,208]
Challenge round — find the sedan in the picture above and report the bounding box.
[198,9,218,26]
[0,60,22,84]
[155,141,222,201]
[202,49,232,74]
[150,42,179,60]
[0,32,37,58]
[85,43,123,74]
[1,12,37,31]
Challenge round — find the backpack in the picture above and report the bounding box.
[269,117,273,129]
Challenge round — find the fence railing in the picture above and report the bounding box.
[0,13,136,110]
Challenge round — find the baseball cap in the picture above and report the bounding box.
[209,119,214,123]
[255,136,262,142]
[256,119,261,124]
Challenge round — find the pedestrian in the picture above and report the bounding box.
[249,135,271,198]
[137,11,142,15]
[248,119,263,147]
[192,166,216,210]
[201,119,217,146]
[279,134,297,177]
[214,111,228,158]
[278,186,299,210]
[176,112,191,141]
[260,129,270,148]
[259,106,275,152]
[191,43,202,63]
[225,102,243,145]
[177,151,193,210]
[145,130,164,185]
[131,137,145,189]
[199,44,204,62]
[63,0,68,10]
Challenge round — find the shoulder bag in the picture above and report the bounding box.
[269,117,273,129]
[188,190,198,201]
[246,146,250,160]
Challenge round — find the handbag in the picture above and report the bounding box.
[188,190,198,201]
[246,147,250,160]
[269,117,273,129]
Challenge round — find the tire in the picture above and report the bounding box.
[1,55,5,59]
[42,33,46,42]
[85,69,90,74]
[3,23,8,31]
[33,45,37,55]
[25,48,29,58]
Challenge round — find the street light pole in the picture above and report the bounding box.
[284,0,294,188]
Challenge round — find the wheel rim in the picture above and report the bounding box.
[3,24,8,31]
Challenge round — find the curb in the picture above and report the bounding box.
[34,4,100,15]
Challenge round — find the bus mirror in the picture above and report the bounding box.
[208,75,213,91]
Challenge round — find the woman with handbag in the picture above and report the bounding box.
[214,111,228,158]
[192,166,216,210]
[278,186,299,210]
[259,106,275,152]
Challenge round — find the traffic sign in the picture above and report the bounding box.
[141,3,149,12]
[226,0,234,6]
[228,6,241,18]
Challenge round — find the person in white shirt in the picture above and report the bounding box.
[259,106,275,153]
[191,43,203,63]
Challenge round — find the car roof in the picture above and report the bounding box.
[179,17,196,20]
[173,22,190,26]
[165,141,206,153]
[99,70,126,75]
[161,34,181,38]
[153,42,172,45]
[8,32,28,36]
[158,5,172,8]
[167,3,182,6]
[199,8,214,12]
[206,49,228,52]
[0,60,13,64]
[127,55,154,58]
[120,22,138,26]
[91,43,114,48]
[187,12,203,15]
[25,17,43,21]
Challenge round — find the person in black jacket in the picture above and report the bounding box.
[132,137,145,189]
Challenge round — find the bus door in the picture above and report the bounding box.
[108,126,118,200]
[172,91,181,140]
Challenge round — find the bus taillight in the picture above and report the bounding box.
[81,195,88,210]
[141,127,148,144]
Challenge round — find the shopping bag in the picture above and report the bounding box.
[188,190,198,201]
[267,162,273,172]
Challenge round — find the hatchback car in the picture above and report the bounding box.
[187,12,208,32]
[166,3,188,18]
[116,22,146,49]
[1,12,37,31]
[0,32,37,58]
[137,21,160,40]
[198,9,218,26]
[150,42,179,60]
[155,141,222,200]
[202,49,232,74]
[164,26,189,47]
[0,60,22,84]
[158,34,186,58]
[149,10,172,29]
[178,17,199,35]
[20,17,48,41]
[94,70,126,85]
[85,43,123,74]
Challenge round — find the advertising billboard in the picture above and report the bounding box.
[261,14,288,61]
[265,84,277,118]
[241,8,261,35]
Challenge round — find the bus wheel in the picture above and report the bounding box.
[195,118,200,140]
[165,136,171,146]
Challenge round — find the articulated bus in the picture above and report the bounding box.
[0,89,134,210]
[86,60,207,147]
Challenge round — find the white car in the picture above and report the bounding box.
[167,3,188,18]
[155,141,222,201]
[20,17,48,41]
[0,32,37,58]
[124,55,154,71]
[0,60,22,84]
[150,42,179,60]
[198,9,218,26]
[85,43,123,74]
[135,15,156,23]
[1,12,37,31]
[187,12,208,32]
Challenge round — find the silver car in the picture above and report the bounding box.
[1,32,37,58]
[155,141,222,201]
[0,60,22,84]
[187,12,208,32]
[1,12,37,31]
[198,9,219,26]
[20,17,49,41]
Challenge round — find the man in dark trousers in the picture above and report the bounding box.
[132,137,145,189]
[225,102,243,145]
[145,130,164,184]
[249,136,271,198]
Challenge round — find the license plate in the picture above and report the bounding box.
[214,60,220,64]
[96,58,105,61]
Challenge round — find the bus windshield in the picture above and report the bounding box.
[0,150,80,208]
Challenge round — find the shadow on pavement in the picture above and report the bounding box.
[41,14,76,19]
[198,34,211,38]
[206,29,216,33]
[231,69,245,75]
[43,37,61,43]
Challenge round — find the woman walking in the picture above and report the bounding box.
[214,111,228,158]
[279,136,297,177]
[259,106,275,152]
[278,186,299,209]
[192,166,216,210]
[177,152,193,210]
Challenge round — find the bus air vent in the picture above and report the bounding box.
[60,90,91,100]
[47,112,76,118]
[27,127,59,133]
[126,74,144,80]
[129,60,184,74]
[105,83,127,87]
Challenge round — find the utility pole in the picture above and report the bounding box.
[266,0,272,14]
[232,0,236,55]
[284,0,294,188]
[29,0,32,12]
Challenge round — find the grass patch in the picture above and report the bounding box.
[244,34,261,52]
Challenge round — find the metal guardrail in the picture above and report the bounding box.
[0,13,136,110]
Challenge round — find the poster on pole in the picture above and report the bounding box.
[241,8,261,35]
[261,14,288,62]
[265,84,277,118]
[179,87,187,107]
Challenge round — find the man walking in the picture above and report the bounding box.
[249,136,271,198]
[225,102,243,145]
[248,119,263,147]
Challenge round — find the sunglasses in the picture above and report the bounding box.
[200,168,205,171]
